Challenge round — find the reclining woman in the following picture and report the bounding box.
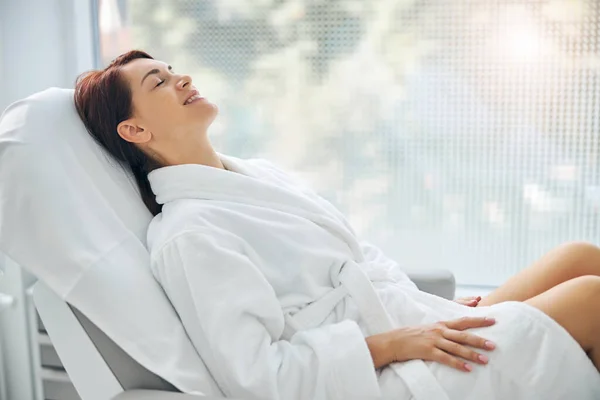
[74,50,600,400]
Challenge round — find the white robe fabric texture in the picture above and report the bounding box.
[147,155,600,400]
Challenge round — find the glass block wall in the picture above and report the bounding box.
[98,0,600,287]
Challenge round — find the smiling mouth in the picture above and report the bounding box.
[183,88,203,105]
[184,94,203,105]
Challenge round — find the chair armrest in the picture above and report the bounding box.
[405,269,455,300]
[112,389,225,400]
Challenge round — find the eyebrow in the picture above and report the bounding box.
[141,65,172,86]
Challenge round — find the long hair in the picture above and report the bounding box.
[74,50,162,216]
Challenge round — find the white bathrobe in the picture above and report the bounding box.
[147,154,600,400]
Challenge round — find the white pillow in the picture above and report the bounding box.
[0,88,220,395]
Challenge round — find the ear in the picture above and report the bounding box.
[117,119,151,144]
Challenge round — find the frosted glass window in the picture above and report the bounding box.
[98,0,600,287]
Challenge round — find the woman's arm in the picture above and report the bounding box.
[152,229,381,400]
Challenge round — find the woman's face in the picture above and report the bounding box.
[117,57,218,151]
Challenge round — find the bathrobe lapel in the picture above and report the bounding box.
[149,154,365,262]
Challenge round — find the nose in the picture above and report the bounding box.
[176,74,192,90]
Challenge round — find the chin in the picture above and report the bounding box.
[208,102,219,116]
[206,103,219,122]
[194,103,218,130]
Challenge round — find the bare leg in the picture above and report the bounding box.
[524,275,600,370]
[479,242,600,307]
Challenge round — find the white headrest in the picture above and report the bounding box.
[0,88,220,395]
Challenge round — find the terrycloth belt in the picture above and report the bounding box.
[283,261,450,400]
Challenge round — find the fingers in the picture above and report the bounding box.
[444,316,496,331]
[442,328,496,350]
[454,296,482,307]
[457,296,481,302]
[437,338,489,367]
[455,298,479,307]
[430,348,473,372]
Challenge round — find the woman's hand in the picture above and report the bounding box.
[366,317,496,371]
[454,296,481,307]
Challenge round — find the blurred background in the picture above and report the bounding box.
[0,0,599,398]
[100,0,600,287]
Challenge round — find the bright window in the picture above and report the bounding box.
[97,0,600,287]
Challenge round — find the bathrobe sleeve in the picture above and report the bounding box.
[360,241,419,289]
[152,229,381,400]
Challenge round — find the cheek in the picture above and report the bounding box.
[143,96,184,129]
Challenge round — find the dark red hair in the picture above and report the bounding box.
[74,50,162,216]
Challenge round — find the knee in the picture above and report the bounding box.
[569,275,600,299]
[558,241,600,257]
[556,241,600,275]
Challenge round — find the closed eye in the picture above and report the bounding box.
[142,65,173,88]
[154,66,173,88]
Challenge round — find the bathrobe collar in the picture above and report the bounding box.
[148,153,330,219]
[149,153,367,266]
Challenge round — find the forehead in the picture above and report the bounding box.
[121,58,168,82]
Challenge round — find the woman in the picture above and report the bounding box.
[75,50,600,399]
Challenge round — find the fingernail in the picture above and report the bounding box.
[464,363,473,372]
[484,317,495,323]
[485,341,496,350]
[478,354,489,363]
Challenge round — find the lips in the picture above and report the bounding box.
[183,89,200,105]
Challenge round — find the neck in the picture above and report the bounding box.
[150,135,225,170]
